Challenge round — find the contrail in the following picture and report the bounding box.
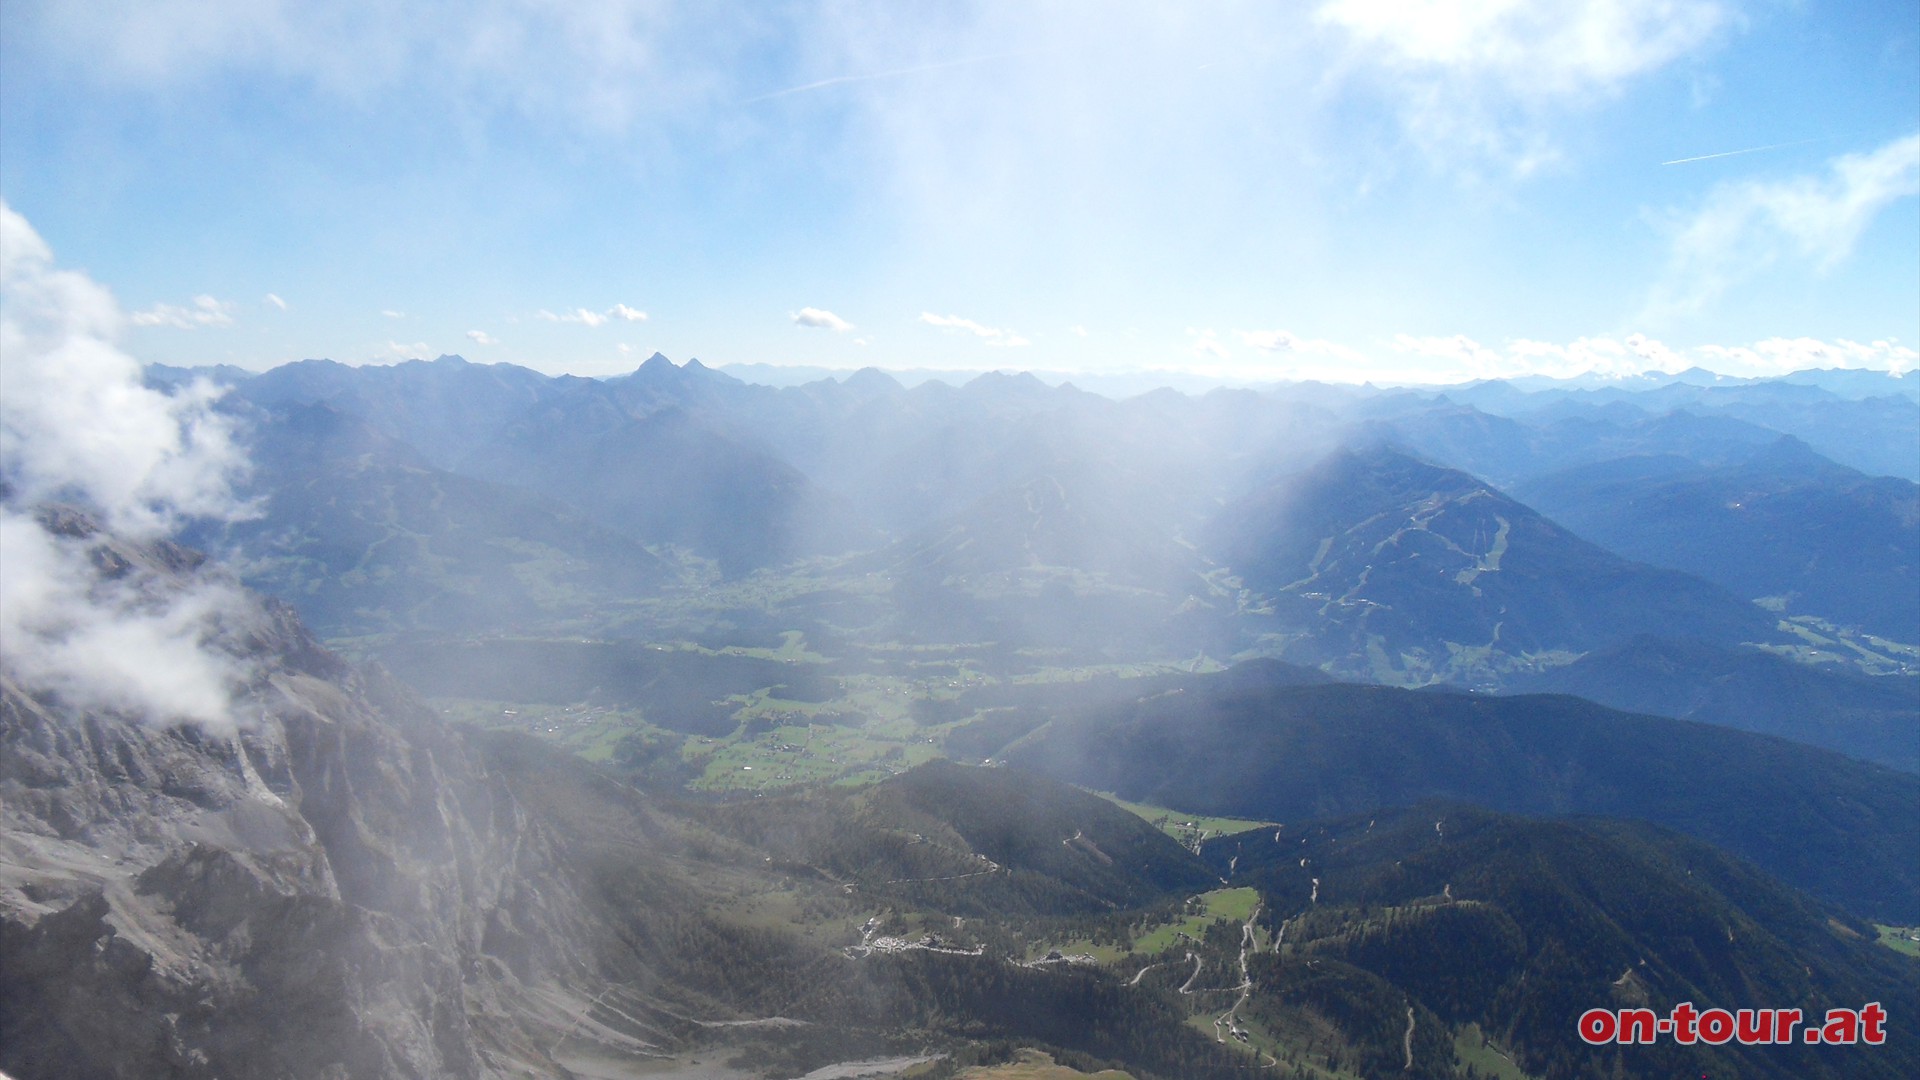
[743,52,1025,104]
[1661,134,1854,166]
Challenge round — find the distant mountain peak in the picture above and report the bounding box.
[614,353,740,387]
[964,369,1050,393]
[844,366,904,391]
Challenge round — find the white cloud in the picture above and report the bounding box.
[1392,332,1507,368]
[130,294,236,329]
[466,329,497,345]
[1241,329,1372,364]
[1317,0,1733,173]
[1382,331,1681,380]
[1647,133,1920,318]
[1214,329,1380,381]
[382,308,406,319]
[1504,333,1682,378]
[921,311,1028,347]
[0,514,256,733]
[1,204,250,534]
[1069,325,1089,338]
[853,337,870,347]
[793,306,854,332]
[0,201,258,732]
[384,341,434,360]
[538,305,646,327]
[1355,331,1915,383]
[22,0,775,134]
[1188,327,1230,360]
[1695,337,1919,377]
[264,292,287,310]
[921,312,997,337]
[1318,0,1730,95]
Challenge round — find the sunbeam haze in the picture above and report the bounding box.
[2,4,1917,1080]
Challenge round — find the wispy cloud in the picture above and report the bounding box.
[264,292,287,310]
[744,51,1026,104]
[1318,0,1730,93]
[793,306,854,332]
[1661,134,1855,167]
[25,1,773,134]
[1696,336,1918,377]
[1391,332,1506,369]
[465,329,497,345]
[1241,329,1370,364]
[1375,331,1916,382]
[609,303,648,322]
[382,309,406,319]
[1318,0,1733,174]
[130,294,235,329]
[1646,133,1920,318]
[921,311,1028,347]
[1188,327,1230,360]
[1503,333,1678,377]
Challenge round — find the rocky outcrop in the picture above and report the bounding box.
[0,519,634,1079]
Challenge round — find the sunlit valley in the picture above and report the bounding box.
[4,3,1918,1079]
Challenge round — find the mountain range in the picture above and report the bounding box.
[7,356,1912,1079]
[142,353,1916,766]
[5,533,1915,1078]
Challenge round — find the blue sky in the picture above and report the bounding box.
[2,1,1916,383]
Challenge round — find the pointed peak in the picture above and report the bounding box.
[609,352,681,382]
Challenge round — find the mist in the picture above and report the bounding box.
[0,202,258,732]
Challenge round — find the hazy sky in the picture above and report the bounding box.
[3,1,1916,383]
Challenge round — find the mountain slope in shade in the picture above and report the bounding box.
[1433,376,1919,480]
[711,760,1220,917]
[187,402,674,636]
[1002,664,1920,920]
[232,354,563,469]
[1210,804,1919,1080]
[1364,400,1793,488]
[1505,635,1919,773]
[1205,445,1778,684]
[459,388,876,575]
[1514,438,1920,642]
[1653,383,1920,482]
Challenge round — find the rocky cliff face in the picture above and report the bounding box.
[0,516,644,1079]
